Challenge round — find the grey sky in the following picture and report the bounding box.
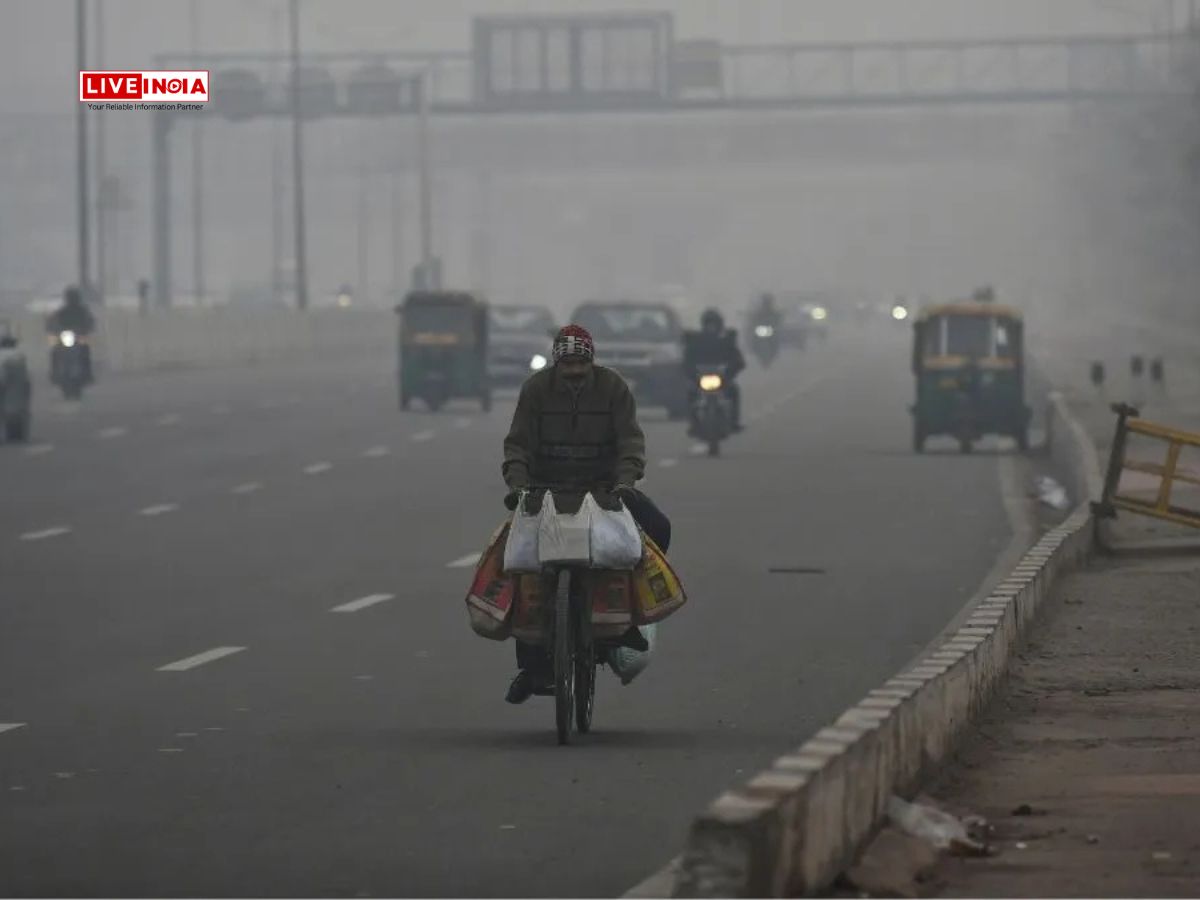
[4,0,1185,112]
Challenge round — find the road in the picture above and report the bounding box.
[0,328,1014,898]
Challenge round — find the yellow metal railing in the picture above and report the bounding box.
[1094,403,1200,530]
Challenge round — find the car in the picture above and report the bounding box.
[0,319,33,442]
[487,305,557,387]
[570,301,689,418]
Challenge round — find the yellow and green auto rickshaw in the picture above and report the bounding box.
[396,291,491,413]
[910,300,1031,453]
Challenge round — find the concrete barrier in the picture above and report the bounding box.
[672,392,1100,898]
[14,308,394,375]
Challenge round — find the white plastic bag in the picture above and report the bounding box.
[591,501,643,570]
[502,494,540,573]
[537,492,594,565]
[608,624,657,685]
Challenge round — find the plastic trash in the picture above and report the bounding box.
[1035,475,1070,511]
[887,796,988,857]
[608,624,658,685]
[591,500,643,570]
[538,492,594,565]
[503,495,541,573]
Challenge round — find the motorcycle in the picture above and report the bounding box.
[749,324,780,368]
[692,365,733,457]
[50,331,90,400]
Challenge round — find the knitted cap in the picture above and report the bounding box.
[552,324,595,362]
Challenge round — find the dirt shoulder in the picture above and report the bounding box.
[926,550,1200,897]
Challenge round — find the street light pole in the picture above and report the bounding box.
[289,0,309,311]
[76,0,91,297]
[271,8,284,305]
[190,0,206,306]
[417,69,434,287]
[95,0,106,303]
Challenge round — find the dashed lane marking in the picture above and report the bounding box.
[139,504,179,517]
[330,594,395,613]
[97,426,128,439]
[19,527,72,542]
[446,552,481,569]
[304,462,333,475]
[658,458,679,468]
[157,413,182,426]
[0,724,26,736]
[231,482,262,495]
[24,444,54,456]
[411,430,435,443]
[363,446,390,458]
[157,646,247,672]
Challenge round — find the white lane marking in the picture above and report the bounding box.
[363,446,391,458]
[688,443,707,456]
[25,444,54,456]
[139,503,179,517]
[658,458,679,468]
[175,732,199,738]
[157,646,247,672]
[158,747,184,753]
[97,426,128,439]
[304,462,333,475]
[330,593,395,614]
[211,404,231,415]
[446,552,481,569]
[157,413,182,426]
[20,527,72,542]
[454,417,472,429]
[0,723,26,736]
[411,429,435,443]
[231,481,262,495]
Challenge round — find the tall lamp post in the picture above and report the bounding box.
[289,0,310,310]
[76,0,91,298]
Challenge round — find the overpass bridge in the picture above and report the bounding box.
[148,13,1198,306]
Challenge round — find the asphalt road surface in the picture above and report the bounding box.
[0,328,1014,898]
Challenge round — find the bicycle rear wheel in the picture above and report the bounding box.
[553,569,574,745]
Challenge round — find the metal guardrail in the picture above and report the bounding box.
[1094,402,1200,530]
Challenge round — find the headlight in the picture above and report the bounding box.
[699,374,723,391]
[60,330,77,347]
[810,307,828,322]
[530,354,548,371]
[754,325,775,338]
[891,305,909,321]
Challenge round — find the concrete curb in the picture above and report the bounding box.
[672,393,1101,898]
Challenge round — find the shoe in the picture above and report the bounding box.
[505,670,536,704]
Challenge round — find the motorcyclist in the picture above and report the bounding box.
[683,308,746,433]
[45,285,96,383]
[501,323,672,705]
[750,293,782,332]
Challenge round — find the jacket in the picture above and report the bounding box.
[502,364,645,491]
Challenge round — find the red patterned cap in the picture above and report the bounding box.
[553,324,595,362]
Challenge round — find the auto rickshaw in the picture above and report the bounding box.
[910,300,1031,453]
[396,290,491,413]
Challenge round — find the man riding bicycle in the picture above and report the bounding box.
[501,324,671,704]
